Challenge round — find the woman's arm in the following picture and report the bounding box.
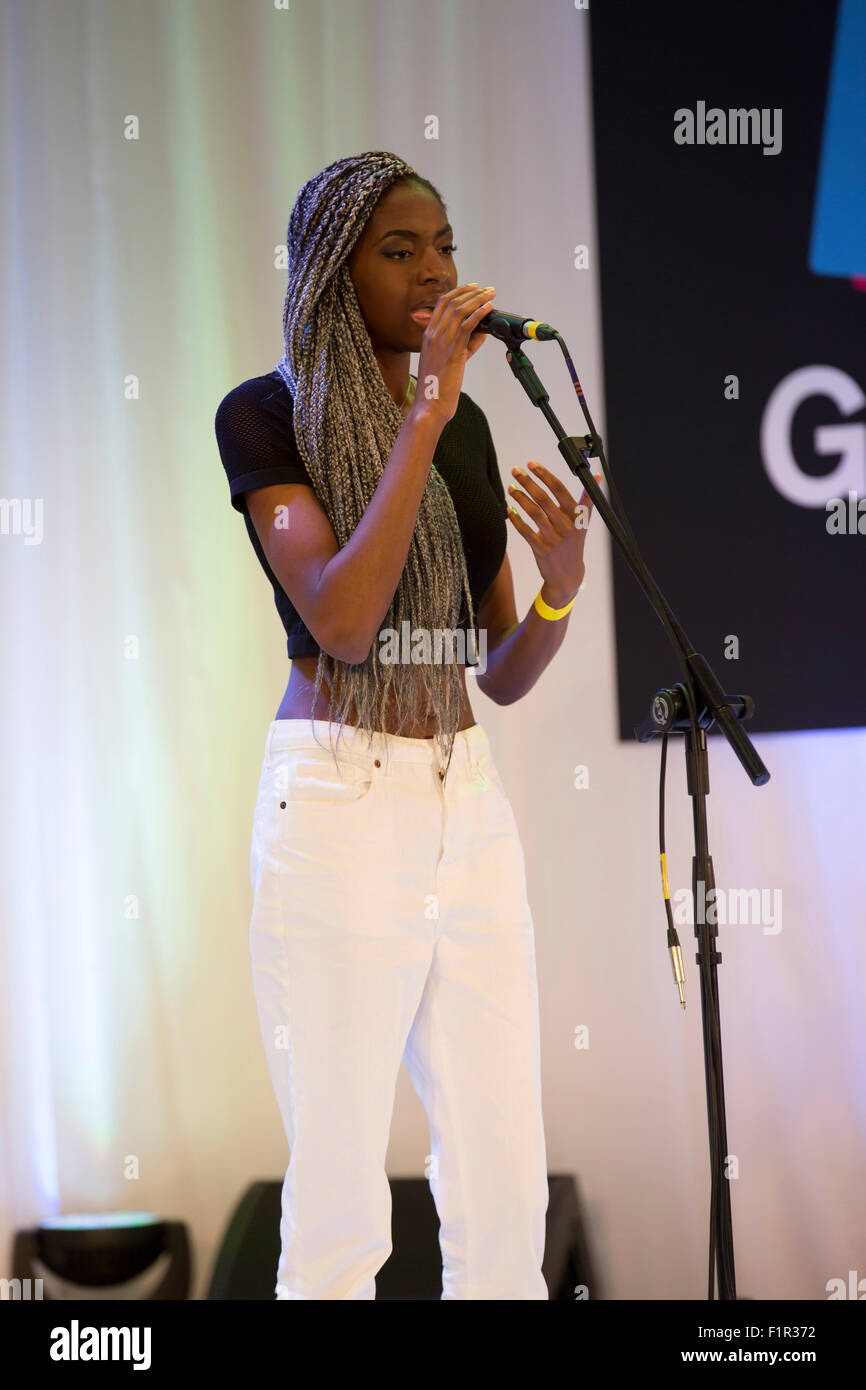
[244,284,496,666]
[474,554,581,705]
[245,404,445,665]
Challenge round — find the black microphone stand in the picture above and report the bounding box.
[498,328,770,1301]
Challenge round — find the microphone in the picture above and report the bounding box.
[474,309,558,342]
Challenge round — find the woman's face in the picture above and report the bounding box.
[347,182,458,352]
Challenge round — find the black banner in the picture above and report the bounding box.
[589,0,865,737]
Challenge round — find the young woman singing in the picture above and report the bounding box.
[214,150,591,1300]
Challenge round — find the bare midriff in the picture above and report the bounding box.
[276,654,477,738]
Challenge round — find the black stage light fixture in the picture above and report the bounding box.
[11,1211,190,1300]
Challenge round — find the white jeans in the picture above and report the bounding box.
[248,717,549,1300]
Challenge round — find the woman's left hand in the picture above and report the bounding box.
[506,460,595,604]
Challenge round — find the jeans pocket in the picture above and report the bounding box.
[475,747,506,795]
[281,753,375,807]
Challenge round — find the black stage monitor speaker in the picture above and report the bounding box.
[208,1174,599,1300]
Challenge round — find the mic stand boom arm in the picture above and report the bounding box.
[500,335,769,786]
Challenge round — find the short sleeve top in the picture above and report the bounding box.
[214,370,508,659]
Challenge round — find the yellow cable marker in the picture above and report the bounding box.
[660,852,670,901]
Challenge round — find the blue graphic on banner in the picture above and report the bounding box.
[809,0,866,280]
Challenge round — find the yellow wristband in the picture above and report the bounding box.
[534,588,578,620]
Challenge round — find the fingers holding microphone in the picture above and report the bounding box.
[415,284,496,422]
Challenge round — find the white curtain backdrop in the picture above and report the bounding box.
[1,0,863,1301]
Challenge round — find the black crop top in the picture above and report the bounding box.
[214,371,508,660]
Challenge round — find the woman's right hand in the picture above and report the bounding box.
[412,284,497,423]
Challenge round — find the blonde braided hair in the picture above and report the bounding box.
[273,151,477,781]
